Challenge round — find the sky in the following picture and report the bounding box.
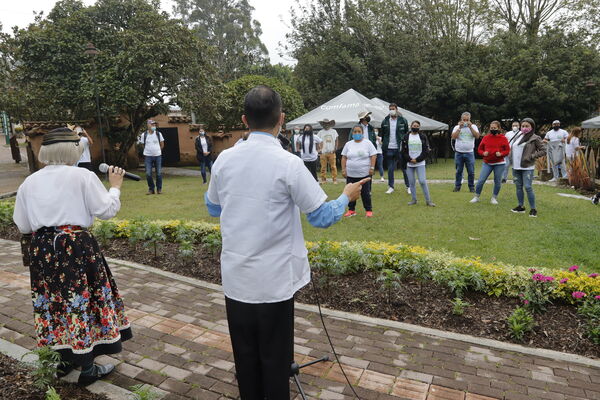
[0,0,297,65]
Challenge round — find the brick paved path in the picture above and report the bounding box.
[1,238,599,400]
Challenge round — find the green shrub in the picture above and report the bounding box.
[377,269,402,304]
[45,387,61,400]
[23,346,61,390]
[451,298,471,316]
[507,307,536,341]
[578,297,600,344]
[0,201,14,226]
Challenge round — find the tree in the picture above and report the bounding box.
[7,0,221,166]
[172,0,269,81]
[221,75,306,130]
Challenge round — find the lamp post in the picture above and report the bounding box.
[84,42,106,165]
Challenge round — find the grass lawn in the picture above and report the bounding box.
[116,162,600,273]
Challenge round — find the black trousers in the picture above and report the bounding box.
[303,160,318,181]
[225,296,294,400]
[347,175,372,211]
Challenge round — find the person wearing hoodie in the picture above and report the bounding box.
[510,118,547,217]
[470,121,510,205]
[401,121,435,206]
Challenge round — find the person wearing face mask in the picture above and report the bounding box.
[195,128,213,184]
[401,121,435,206]
[204,86,369,398]
[357,111,378,147]
[296,124,322,181]
[510,118,546,217]
[317,119,339,184]
[451,111,480,192]
[380,104,410,195]
[138,119,165,194]
[341,125,377,217]
[543,120,568,182]
[470,121,510,205]
[502,120,520,183]
[291,127,301,157]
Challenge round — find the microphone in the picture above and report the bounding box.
[98,163,141,181]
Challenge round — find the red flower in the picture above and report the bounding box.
[82,291,90,299]
[101,318,109,326]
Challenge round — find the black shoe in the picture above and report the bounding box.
[511,206,526,213]
[501,179,507,183]
[529,209,538,218]
[78,364,115,386]
[147,190,155,195]
[453,187,461,192]
[57,362,75,378]
[469,187,475,193]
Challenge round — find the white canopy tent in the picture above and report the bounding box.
[371,98,448,131]
[582,115,600,129]
[286,89,389,130]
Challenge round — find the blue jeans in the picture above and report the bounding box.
[144,155,162,192]
[513,169,536,209]
[475,163,505,197]
[455,151,475,189]
[406,165,431,203]
[386,149,409,188]
[376,154,384,178]
[199,158,213,183]
[502,156,512,181]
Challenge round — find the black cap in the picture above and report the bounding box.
[41,128,80,146]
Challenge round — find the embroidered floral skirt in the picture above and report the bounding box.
[29,227,132,366]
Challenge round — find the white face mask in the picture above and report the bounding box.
[389,110,397,117]
[512,126,519,132]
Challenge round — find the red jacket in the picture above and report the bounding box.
[478,134,510,164]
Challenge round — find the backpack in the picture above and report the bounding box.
[136,132,148,158]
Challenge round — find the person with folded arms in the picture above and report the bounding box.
[470,121,510,205]
[205,86,367,399]
[13,127,131,385]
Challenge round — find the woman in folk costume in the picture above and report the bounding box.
[13,127,131,385]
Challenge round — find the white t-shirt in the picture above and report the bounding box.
[139,131,164,157]
[407,134,426,167]
[206,132,327,303]
[565,137,580,159]
[376,136,383,155]
[511,134,535,171]
[199,136,208,153]
[13,165,121,233]
[545,129,568,143]
[389,118,398,149]
[505,130,519,146]
[317,129,338,154]
[341,139,377,178]
[78,136,91,164]
[453,124,479,153]
[296,134,322,162]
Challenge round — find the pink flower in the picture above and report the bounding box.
[569,265,579,272]
[595,295,600,300]
[532,274,542,281]
[543,276,555,282]
[528,268,537,273]
[559,278,569,284]
[572,291,587,299]
[523,300,530,305]
[519,293,524,297]
[588,273,599,278]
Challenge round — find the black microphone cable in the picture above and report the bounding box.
[311,279,362,399]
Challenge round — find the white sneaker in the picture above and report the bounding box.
[406,187,411,195]
[385,187,394,194]
[379,177,385,182]
[490,197,498,205]
[549,178,557,182]
[470,196,480,203]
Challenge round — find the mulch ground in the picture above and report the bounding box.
[2,226,597,360]
[0,353,109,400]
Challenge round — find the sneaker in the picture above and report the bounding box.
[157,189,162,194]
[343,210,356,217]
[408,200,417,205]
[379,177,385,182]
[426,202,436,207]
[511,206,526,213]
[385,187,395,194]
[146,190,155,195]
[453,187,461,192]
[406,187,411,195]
[366,211,373,218]
[593,194,600,205]
[529,209,538,218]
[549,178,557,182]
[78,363,115,386]
[469,196,480,203]
[490,197,498,205]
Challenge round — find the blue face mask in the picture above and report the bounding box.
[353,133,363,141]
[151,126,157,132]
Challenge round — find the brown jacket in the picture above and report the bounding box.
[511,132,546,168]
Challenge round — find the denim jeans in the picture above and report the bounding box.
[386,149,409,188]
[475,163,505,197]
[502,156,512,180]
[513,169,536,209]
[144,155,163,192]
[551,162,567,179]
[406,165,431,203]
[199,158,213,183]
[375,154,384,178]
[455,151,475,189]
